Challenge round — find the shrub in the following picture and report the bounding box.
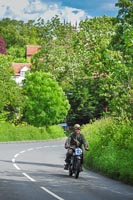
[83,117,133,185]
[0,122,65,142]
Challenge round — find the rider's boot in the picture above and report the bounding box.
[64,163,69,170]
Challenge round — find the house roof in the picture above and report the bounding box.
[12,63,31,75]
[26,45,41,57]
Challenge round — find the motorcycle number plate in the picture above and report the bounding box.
[75,148,82,155]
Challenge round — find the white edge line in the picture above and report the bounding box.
[41,186,64,200]
[23,173,36,182]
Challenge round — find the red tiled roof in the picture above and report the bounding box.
[12,63,31,75]
[26,45,41,58]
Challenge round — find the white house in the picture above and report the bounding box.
[12,63,31,86]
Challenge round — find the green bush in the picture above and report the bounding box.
[46,125,65,139]
[0,122,65,142]
[82,118,133,185]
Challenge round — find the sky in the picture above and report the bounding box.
[0,0,119,25]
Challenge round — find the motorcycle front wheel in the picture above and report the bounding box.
[74,159,81,179]
[69,164,73,176]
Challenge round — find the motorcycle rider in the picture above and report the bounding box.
[64,124,89,170]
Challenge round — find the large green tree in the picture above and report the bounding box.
[32,16,119,124]
[23,71,70,126]
[110,0,133,119]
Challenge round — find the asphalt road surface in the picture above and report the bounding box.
[0,139,133,200]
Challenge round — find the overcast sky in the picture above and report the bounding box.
[0,0,119,24]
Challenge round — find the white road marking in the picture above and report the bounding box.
[13,163,20,170]
[14,153,19,158]
[12,158,15,163]
[23,173,36,182]
[41,186,64,200]
[20,150,26,154]
[27,148,34,151]
[12,144,64,200]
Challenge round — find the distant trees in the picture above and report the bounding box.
[0,18,39,48]
[0,18,40,61]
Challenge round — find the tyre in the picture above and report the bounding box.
[74,159,81,179]
[75,170,79,179]
[69,166,73,176]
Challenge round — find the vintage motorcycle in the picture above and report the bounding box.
[68,147,83,179]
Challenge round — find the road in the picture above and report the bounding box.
[0,139,132,200]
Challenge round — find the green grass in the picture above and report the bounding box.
[0,121,65,142]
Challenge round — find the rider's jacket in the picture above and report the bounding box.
[65,133,88,149]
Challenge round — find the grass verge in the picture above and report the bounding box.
[0,121,65,142]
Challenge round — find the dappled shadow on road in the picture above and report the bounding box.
[0,175,54,200]
[1,160,133,200]
[0,160,133,200]
[0,159,63,169]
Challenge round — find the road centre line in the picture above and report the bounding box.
[23,172,36,182]
[13,163,20,170]
[35,146,43,149]
[12,144,64,200]
[27,148,34,151]
[20,150,26,153]
[14,153,19,158]
[41,186,64,200]
[12,158,15,163]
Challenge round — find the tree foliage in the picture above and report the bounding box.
[32,16,131,124]
[0,5,132,124]
[116,0,133,24]
[23,71,70,126]
[0,55,23,121]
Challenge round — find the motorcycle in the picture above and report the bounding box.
[68,147,83,179]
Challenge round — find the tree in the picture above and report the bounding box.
[110,0,133,119]
[31,16,121,124]
[7,46,26,62]
[23,71,70,126]
[0,18,39,49]
[0,54,23,121]
[0,36,6,54]
[115,0,133,25]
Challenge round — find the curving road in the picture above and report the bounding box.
[0,139,132,200]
